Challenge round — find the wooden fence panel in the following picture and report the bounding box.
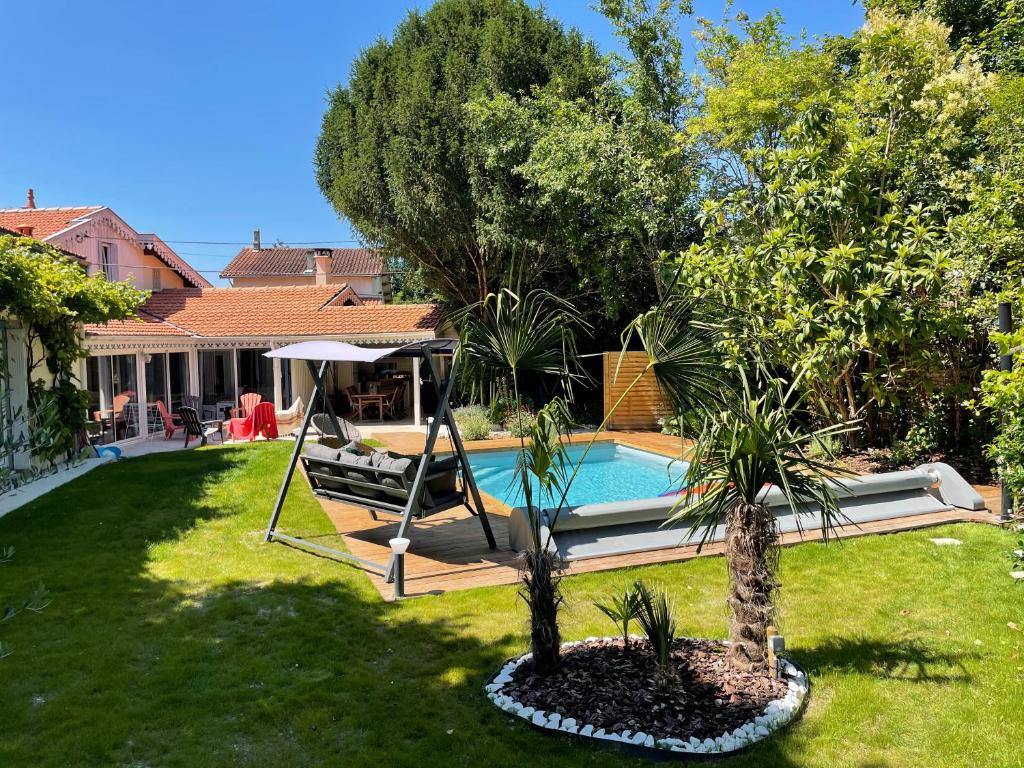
[602,351,671,430]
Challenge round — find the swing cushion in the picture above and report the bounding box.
[407,455,459,498]
[340,454,383,498]
[374,455,434,505]
[304,443,342,462]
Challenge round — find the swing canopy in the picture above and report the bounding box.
[262,337,495,585]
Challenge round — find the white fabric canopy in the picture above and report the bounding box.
[264,341,399,363]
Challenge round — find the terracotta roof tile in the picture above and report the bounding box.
[220,247,382,278]
[84,285,442,339]
[0,207,102,239]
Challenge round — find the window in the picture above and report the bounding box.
[152,266,161,291]
[99,243,115,280]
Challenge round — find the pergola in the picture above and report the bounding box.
[262,339,496,581]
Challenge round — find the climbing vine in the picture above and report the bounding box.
[0,235,146,475]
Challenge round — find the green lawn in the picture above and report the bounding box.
[0,443,1021,767]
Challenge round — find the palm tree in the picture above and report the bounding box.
[456,289,587,674]
[458,290,724,673]
[667,367,852,673]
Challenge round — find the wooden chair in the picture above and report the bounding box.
[232,392,262,419]
[382,382,405,420]
[155,399,184,439]
[228,402,279,442]
[178,406,223,447]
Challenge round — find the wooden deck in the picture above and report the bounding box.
[297,431,1004,600]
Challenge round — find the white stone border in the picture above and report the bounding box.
[485,637,808,757]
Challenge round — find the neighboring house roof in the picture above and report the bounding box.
[220,247,382,278]
[0,223,89,263]
[0,206,103,239]
[83,285,442,339]
[0,201,211,289]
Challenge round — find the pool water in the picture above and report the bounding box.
[468,442,687,508]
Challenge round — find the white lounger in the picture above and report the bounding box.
[507,462,986,561]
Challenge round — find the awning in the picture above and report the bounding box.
[265,338,459,362]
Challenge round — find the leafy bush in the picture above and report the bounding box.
[507,409,537,438]
[658,410,705,438]
[452,405,492,440]
[868,424,938,470]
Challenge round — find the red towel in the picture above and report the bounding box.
[228,401,279,441]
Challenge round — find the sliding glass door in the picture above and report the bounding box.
[237,348,273,402]
[199,350,235,418]
[85,354,139,444]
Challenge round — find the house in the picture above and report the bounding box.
[0,189,210,291]
[81,285,446,445]
[220,230,390,300]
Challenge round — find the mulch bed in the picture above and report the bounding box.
[841,449,993,485]
[502,638,788,740]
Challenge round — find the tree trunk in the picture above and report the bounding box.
[725,501,780,674]
[520,547,562,674]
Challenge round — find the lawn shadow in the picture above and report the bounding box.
[795,635,976,683]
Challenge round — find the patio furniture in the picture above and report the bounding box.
[228,402,279,441]
[275,396,304,430]
[155,399,184,439]
[232,392,262,419]
[311,412,360,448]
[178,406,224,447]
[93,393,133,440]
[264,339,495,584]
[349,391,385,422]
[381,381,406,420]
[302,446,461,521]
[507,462,987,560]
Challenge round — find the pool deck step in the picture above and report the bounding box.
[304,431,1003,600]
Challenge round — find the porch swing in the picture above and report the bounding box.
[262,339,496,582]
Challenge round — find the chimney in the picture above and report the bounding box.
[313,248,331,286]
[252,228,261,250]
[26,188,35,209]
[17,226,33,236]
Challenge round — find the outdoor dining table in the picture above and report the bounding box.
[349,392,386,423]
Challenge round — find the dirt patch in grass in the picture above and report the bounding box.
[502,638,787,739]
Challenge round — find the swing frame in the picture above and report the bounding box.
[263,339,496,582]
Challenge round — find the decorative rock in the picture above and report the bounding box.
[485,636,807,756]
[930,537,962,546]
[1011,571,1024,580]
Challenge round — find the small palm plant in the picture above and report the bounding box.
[631,580,678,682]
[594,586,641,651]
[669,367,852,673]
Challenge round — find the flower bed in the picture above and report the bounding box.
[485,637,808,757]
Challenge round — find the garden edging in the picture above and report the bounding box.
[485,637,809,760]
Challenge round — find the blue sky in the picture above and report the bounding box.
[0,1,864,284]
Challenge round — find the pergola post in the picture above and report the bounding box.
[412,356,422,426]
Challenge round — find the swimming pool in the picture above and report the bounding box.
[468,442,687,508]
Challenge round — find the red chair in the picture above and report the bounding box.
[231,392,262,419]
[155,400,184,439]
[228,401,279,442]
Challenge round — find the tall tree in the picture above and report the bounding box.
[314,0,604,307]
